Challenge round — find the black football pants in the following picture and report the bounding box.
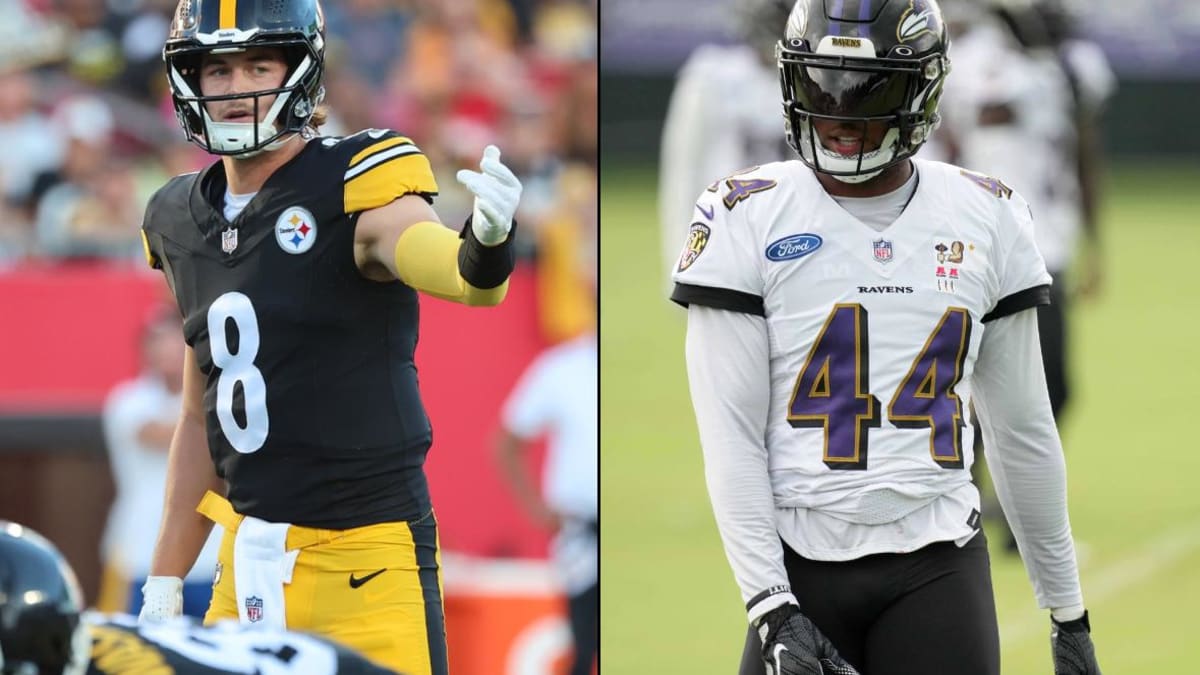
[568,579,598,675]
[1037,275,1070,420]
[739,531,1000,675]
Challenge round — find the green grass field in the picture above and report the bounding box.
[600,160,1200,673]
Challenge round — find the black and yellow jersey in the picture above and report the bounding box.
[141,129,441,528]
[86,614,398,674]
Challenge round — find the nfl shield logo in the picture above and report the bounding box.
[245,596,264,623]
[221,227,239,254]
[872,238,893,264]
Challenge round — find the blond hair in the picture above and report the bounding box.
[308,103,329,129]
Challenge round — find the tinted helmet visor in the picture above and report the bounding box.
[782,58,920,118]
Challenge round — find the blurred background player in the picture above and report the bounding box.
[657,0,794,286]
[98,305,221,619]
[0,520,401,675]
[496,259,597,675]
[938,0,1115,550]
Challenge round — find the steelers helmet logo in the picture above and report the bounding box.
[276,206,318,254]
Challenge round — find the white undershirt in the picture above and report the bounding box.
[223,188,257,222]
[829,168,919,232]
[685,305,1083,623]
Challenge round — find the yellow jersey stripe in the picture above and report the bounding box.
[219,0,237,29]
[344,154,439,213]
[140,230,159,269]
[349,137,414,168]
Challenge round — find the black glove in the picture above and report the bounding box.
[754,604,860,675]
[1051,611,1102,675]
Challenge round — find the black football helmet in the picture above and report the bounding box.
[777,0,950,182]
[164,0,326,157]
[0,522,89,675]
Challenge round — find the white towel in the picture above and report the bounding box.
[232,515,299,630]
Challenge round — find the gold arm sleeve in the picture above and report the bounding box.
[393,221,509,306]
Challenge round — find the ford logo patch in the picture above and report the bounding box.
[765,234,822,261]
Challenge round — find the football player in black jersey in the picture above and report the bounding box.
[134,2,521,674]
[0,521,400,675]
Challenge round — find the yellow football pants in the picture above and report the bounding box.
[197,491,447,675]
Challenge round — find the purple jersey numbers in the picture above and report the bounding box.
[888,308,972,469]
[788,304,881,470]
[788,304,972,471]
[722,178,778,210]
[707,165,762,193]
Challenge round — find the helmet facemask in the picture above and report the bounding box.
[62,618,90,675]
[166,37,324,158]
[779,39,947,183]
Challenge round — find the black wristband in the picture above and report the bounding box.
[457,215,517,289]
[1052,610,1091,633]
[747,585,793,617]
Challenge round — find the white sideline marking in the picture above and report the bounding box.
[999,520,1200,646]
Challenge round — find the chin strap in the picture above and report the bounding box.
[208,122,296,158]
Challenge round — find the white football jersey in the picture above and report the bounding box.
[659,44,791,286]
[672,159,1051,559]
[939,19,1114,271]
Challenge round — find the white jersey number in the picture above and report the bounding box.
[207,292,269,453]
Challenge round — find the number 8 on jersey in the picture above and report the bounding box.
[207,291,269,454]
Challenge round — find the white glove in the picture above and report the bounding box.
[456,144,522,246]
[138,575,183,623]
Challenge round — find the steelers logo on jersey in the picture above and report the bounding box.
[276,206,318,254]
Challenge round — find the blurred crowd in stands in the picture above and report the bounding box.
[0,0,598,336]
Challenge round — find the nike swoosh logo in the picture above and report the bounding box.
[697,203,714,220]
[348,569,386,588]
[773,643,787,673]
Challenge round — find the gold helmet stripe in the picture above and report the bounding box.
[220,0,238,29]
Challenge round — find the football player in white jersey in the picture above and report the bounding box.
[0,522,400,675]
[671,0,1101,673]
[940,0,1114,423]
[658,0,795,288]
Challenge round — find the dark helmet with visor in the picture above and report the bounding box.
[164,0,326,157]
[0,522,89,675]
[778,0,950,182]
